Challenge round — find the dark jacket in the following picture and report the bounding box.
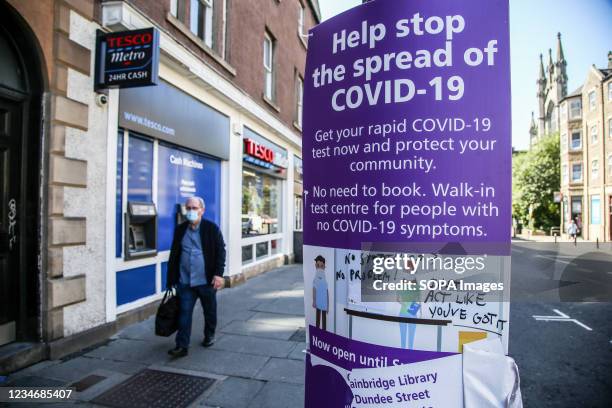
[166,219,226,288]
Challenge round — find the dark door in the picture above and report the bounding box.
[0,95,23,346]
[0,7,42,345]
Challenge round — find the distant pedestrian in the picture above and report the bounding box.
[167,196,226,357]
[567,219,578,242]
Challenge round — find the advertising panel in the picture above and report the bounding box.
[302,0,512,406]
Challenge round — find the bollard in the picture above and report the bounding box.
[597,237,599,249]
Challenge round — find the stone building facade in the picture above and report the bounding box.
[558,52,612,240]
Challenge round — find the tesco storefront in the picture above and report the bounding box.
[241,127,289,268]
[113,79,229,311]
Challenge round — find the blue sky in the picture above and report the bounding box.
[317,0,612,150]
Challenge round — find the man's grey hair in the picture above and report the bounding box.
[186,196,205,209]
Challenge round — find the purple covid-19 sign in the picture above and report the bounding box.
[303,0,511,254]
[302,1,513,407]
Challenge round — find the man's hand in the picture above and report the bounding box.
[213,276,225,290]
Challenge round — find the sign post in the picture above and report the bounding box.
[302,0,513,406]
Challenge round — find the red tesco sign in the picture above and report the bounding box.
[244,138,274,163]
[107,32,153,48]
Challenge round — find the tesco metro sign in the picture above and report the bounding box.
[94,27,160,90]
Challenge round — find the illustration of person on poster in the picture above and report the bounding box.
[312,255,329,330]
[397,281,421,349]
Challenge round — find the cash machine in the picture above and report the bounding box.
[125,201,157,260]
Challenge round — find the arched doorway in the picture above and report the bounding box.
[0,3,45,346]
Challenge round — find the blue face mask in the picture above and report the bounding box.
[185,209,199,222]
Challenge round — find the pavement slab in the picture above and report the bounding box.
[219,320,298,341]
[254,357,305,384]
[211,334,297,358]
[202,377,266,408]
[247,381,304,408]
[164,347,270,378]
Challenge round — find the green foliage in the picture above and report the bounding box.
[512,133,560,230]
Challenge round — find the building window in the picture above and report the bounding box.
[591,195,601,225]
[256,241,269,260]
[190,0,214,48]
[295,75,304,128]
[171,0,178,17]
[242,244,253,264]
[571,163,582,182]
[588,90,596,111]
[608,154,612,176]
[294,195,303,231]
[242,169,282,237]
[263,32,275,101]
[560,102,567,120]
[591,159,599,180]
[591,125,598,144]
[562,164,568,184]
[569,99,581,119]
[127,135,154,202]
[560,133,567,152]
[570,131,581,150]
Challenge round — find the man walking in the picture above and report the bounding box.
[167,196,226,357]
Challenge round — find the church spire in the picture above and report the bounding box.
[548,48,554,71]
[538,54,546,82]
[556,32,565,62]
[537,53,546,98]
[554,33,568,97]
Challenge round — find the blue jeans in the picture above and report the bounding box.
[175,283,217,348]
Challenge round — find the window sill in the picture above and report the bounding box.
[293,121,302,132]
[166,12,237,77]
[262,95,281,112]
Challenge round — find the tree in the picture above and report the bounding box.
[512,133,560,231]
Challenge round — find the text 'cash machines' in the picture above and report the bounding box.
[125,201,157,260]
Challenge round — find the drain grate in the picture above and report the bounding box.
[91,369,215,408]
